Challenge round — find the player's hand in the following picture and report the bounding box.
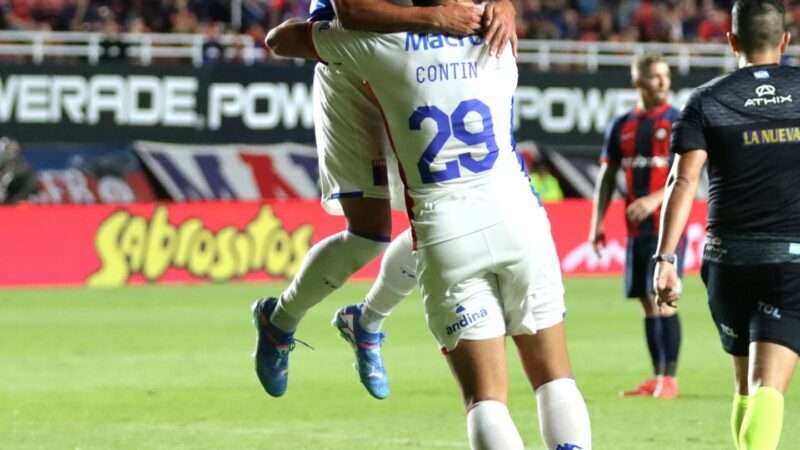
[626,195,660,223]
[482,0,518,57]
[590,230,606,258]
[654,261,681,309]
[432,2,482,37]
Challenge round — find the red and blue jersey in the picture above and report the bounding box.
[600,103,679,237]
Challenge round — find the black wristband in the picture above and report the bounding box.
[652,253,677,264]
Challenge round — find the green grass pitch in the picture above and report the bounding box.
[1,276,797,450]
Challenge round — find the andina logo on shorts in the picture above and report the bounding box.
[445,304,489,336]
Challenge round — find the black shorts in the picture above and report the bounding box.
[702,261,800,356]
[624,234,686,299]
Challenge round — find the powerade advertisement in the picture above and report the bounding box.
[0,64,717,146]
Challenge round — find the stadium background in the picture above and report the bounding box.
[1,1,798,449]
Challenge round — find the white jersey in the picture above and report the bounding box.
[312,21,535,247]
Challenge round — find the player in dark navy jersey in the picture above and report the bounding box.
[656,1,799,448]
[589,54,685,399]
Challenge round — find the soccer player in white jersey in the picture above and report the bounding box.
[265,5,592,449]
[252,0,517,400]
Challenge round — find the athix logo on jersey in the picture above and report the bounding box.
[745,84,792,107]
[756,84,776,97]
[446,304,489,336]
[556,444,584,450]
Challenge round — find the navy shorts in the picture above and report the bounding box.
[624,234,685,299]
[702,261,800,357]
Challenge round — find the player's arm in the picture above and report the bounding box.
[333,0,480,34]
[265,19,317,60]
[588,161,619,256]
[654,90,707,307]
[589,118,622,256]
[626,187,664,224]
[333,0,516,56]
[654,150,706,306]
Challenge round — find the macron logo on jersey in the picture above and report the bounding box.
[405,33,484,52]
[446,304,489,336]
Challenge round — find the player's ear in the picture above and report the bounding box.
[779,32,791,53]
[726,32,740,56]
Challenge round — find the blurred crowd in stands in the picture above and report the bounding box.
[1,0,800,44]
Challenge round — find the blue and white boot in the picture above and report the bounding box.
[332,304,390,399]
[252,297,295,397]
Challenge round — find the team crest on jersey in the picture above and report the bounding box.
[655,128,668,140]
[744,84,792,107]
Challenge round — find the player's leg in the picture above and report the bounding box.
[355,143,415,334]
[253,198,391,396]
[446,338,525,450]
[653,237,687,398]
[500,205,591,449]
[358,228,416,333]
[703,260,763,449]
[623,235,663,396]
[252,65,391,397]
[272,197,391,331]
[738,261,800,450]
[418,227,525,450]
[731,356,750,450]
[325,202,399,400]
[739,342,797,450]
[513,325,592,450]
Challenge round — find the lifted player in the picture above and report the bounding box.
[252,0,517,400]
[656,1,799,448]
[265,3,592,448]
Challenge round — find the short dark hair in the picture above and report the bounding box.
[411,0,437,5]
[732,0,786,53]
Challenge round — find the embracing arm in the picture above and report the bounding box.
[333,0,516,55]
[334,0,480,34]
[265,19,317,60]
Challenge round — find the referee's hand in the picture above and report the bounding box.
[654,261,681,308]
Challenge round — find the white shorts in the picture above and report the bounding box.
[313,63,406,215]
[417,205,565,352]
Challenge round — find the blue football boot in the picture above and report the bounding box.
[252,297,295,397]
[332,304,390,399]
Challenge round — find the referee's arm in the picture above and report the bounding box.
[654,150,706,306]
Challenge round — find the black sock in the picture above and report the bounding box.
[645,317,665,376]
[661,314,681,376]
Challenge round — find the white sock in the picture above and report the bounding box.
[535,378,592,450]
[360,228,416,333]
[466,400,525,450]
[270,231,388,332]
